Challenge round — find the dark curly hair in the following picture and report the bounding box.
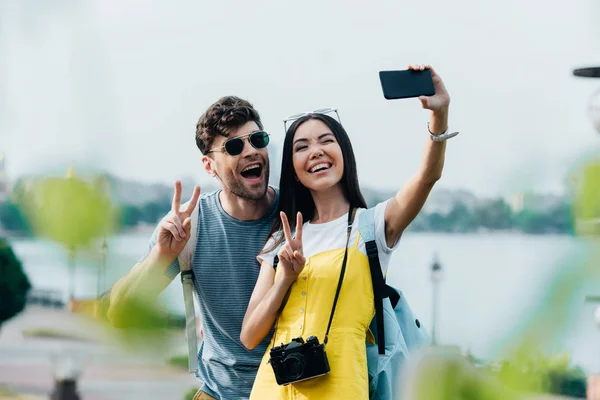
[195,96,263,155]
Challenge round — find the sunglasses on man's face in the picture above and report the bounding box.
[207,131,270,156]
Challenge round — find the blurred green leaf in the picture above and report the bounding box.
[573,157,600,235]
[23,172,117,247]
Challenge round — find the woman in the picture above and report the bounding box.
[240,65,454,399]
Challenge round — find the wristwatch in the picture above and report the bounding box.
[428,123,459,142]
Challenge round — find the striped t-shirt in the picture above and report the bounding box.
[147,189,278,399]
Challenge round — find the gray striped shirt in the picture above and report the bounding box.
[147,189,278,399]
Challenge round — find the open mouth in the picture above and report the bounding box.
[240,163,263,180]
[308,162,332,174]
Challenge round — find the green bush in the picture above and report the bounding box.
[168,354,189,369]
[493,352,587,398]
[184,388,197,400]
[0,237,31,325]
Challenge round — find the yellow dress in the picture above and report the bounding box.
[249,233,375,400]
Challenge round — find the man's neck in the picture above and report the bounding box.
[218,187,275,221]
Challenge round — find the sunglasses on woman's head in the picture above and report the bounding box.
[283,107,342,132]
[206,131,270,156]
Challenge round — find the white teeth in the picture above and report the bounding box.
[242,164,260,172]
[309,163,331,173]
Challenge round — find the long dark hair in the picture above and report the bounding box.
[265,113,367,252]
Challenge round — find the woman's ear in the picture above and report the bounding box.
[202,155,217,178]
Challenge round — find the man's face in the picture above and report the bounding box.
[203,121,270,201]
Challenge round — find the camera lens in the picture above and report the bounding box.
[282,353,305,381]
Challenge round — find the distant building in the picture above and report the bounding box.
[0,153,9,202]
[508,192,566,214]
[421,188,479,215]
[508,193,525,213]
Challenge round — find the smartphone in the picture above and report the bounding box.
[379,69,435,100]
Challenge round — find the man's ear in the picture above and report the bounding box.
[202,155,217,178]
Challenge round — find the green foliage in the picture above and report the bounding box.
[21,327,89,341]
[573,157,600,235]
[408,198,574,234]
[19,174,117,247]
[117,200,170,228]
[119,204,144,227]
[106,293,186,354]
[401,348,588,399]
[400,348,519,400]
[493,352,587,398]
[0,238,31,325]
[475,199,513,230]
[168,354,189,369]
[514,203,574,234]
[0,180,575,235]
[184,388,197,400]
[0,201,31,234]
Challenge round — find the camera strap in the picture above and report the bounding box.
[269,205,356,349]
[323,205,356,346]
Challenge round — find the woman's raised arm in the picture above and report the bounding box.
[384,65,452,247]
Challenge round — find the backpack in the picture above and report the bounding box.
[177,205,430,399]
[358,208,430,400]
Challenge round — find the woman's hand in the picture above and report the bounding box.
[277,211,306,285]
[408,64,450,114]
[241,214,305,350]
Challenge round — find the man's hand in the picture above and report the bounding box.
[277,211,306,285]
[156,180,201,259]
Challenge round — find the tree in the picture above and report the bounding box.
[474,199,513,230]
[0,237,31,325]
[445,202,476,232]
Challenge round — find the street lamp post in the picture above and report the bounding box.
[431,254,443,346]
[67,244,76,302]
[573,67,600,399]
[585,296,600,328]
[50,352,82,400]
[572,66,600,134]
[97,236,107,300]
[585,296,600,400]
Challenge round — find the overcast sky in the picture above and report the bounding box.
[1,0,599,197]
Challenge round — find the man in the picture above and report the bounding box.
[108,96,278,400]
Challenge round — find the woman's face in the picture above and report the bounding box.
[291,118,344,193]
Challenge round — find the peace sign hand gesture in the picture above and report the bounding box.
[277,211,306,285]
[156,180,201,259]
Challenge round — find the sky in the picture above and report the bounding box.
[1,0,600,198]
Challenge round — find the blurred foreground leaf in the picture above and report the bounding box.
[22,171,117,248]
[102,293,185,354]
[399,347,518,400]
[572,156,600,235]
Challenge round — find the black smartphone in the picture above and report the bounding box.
[379,69,435,100]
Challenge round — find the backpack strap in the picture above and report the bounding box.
[271,230,293,270]
[176,200,200,373]
[358,208,400,355]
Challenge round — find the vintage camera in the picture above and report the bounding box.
[268,335,330,385]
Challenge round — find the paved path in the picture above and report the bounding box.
[0,306,197,400]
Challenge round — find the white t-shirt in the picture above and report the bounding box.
[258,201,400,276]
